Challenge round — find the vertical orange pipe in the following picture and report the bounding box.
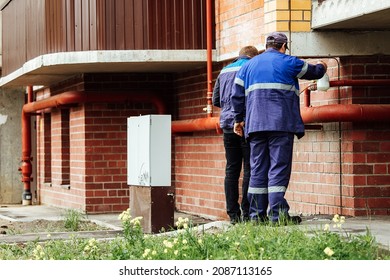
[20,85,33,205]
[304,87,311,107]
[171,0,222,134]
[206,0,213,118]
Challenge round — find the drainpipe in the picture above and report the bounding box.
[20,86,34,205]
[20,90,166,205]
[171,0,221,134]
[205,0,213,118]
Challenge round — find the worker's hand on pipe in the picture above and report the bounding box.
[234,122,245,137]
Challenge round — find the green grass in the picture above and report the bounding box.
[0,211,389,260]
[63,209,85,231]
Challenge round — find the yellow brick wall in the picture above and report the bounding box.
[264,0,311,33]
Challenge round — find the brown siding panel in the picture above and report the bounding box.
[96,0,106,50]
[1,0,212,76]
[104,0,115,50]
[65,0,76,51]
[81,0,90,51]
[174,0,183,49]
[115,0,125,50]
[166,0,175,49]
[133,0,145,49]
[89,0,97,50]
[124,0,135,49]
[26,0,46,61]
[52,0,66,53]
[74,0,83,51]
[3,0,27,74]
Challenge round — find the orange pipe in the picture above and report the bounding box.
[23,91,166,114]
[205,0,213,118]
[171,0,218,134]
[171,117,220,134]
[171,101,390,134]
[171,79,390,134]
[301,104,390,123]
[20,86,33,205]
[301,79,390,123]
[303,87,311,108]
[330,79,390,87]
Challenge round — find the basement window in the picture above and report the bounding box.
[43,113,52,184]
[61,109,70,186]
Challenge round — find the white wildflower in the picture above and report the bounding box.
[324,247,334,257]
[323,224,330,231]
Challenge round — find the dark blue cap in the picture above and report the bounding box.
[266,32,289,49]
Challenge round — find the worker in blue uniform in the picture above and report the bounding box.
[231,32,327,224]
[213,46,259,224]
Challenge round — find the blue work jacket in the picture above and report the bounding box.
[231,49,326,139]
[212,56,251,132]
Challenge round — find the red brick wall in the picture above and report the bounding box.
[37,106,88,211]
[36,74,174,213]
[341,56,390,216]
[344,122,390,216]
[172,66,232,220]
[288,58,346,216]
[83,102,148,213]
[288,56,390,217]
[216,0,265,57]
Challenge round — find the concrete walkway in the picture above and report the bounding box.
[0,204,389,250]
[301,215,390,250]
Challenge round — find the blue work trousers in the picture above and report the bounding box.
[223,132,250,220]
[248,131,294,222]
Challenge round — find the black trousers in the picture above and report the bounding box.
[223,132,250,220]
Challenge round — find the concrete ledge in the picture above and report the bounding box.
[0,50,216,88]
[312,0,390,30]
[290,31,390,57]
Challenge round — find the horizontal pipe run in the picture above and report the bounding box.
[301,104,390,123]
[330,79,390,87]
[171,103,390,134]
[171,117,220,134]
[23,91,166,114]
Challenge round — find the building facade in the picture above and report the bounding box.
[0,0,389,221]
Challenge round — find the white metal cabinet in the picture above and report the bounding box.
[127,115,171,186]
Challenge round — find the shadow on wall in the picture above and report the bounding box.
[0,88,32,204]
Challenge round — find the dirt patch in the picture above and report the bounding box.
[0,218,108,235]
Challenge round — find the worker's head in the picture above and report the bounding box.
[239,45,259,58]
[266,32,289,53]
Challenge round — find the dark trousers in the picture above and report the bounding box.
[248,131,294,222]
[223,132,250,220]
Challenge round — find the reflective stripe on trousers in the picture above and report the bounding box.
[247,132,294,222]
